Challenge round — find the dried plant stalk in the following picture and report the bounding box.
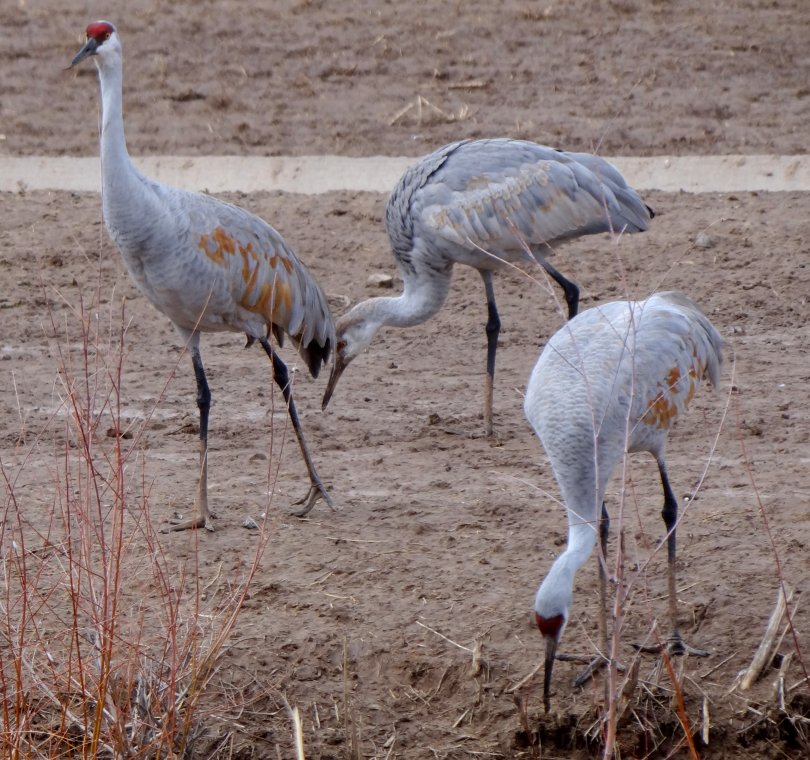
[740,585,793,690]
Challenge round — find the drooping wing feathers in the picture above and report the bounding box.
[531,292,723,444]
[644,291,724,390]
[560,151,655,232]
[523,292,722,545]
[387,139,652,263]
[421,161,612,252]
[168,189,333,377]
[560,153,655,232]
[211,197,333,375]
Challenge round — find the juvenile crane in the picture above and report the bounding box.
[71,22,334,531]
[524,292,723,711]
[321,138,653,435]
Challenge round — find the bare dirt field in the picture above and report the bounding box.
[1,1,809,758]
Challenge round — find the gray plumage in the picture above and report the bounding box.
[72,21,335,530]
[386,139,652,270]
[525,291,723,711]
[104,181,333,375]
[323,138,654,435]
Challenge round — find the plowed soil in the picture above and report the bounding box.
[1,1,809,758]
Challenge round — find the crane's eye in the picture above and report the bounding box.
[104,32,111,40]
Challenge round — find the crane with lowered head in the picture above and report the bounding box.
[322,138,654,436]
[524,291,723,711]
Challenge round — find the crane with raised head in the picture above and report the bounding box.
[524,291,723,711]
[321,138,654,436]
[71,21,335,531]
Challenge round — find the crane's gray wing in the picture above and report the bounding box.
[532,292,721,436]
[637,292,724,390]
[559,150,653,232]
[584,293,723,432]
[620,293,723,432]
[414,139,651,255]
[184,193,334,373]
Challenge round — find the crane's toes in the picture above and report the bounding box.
[634,635,709,658]
[677,642,710,657]
[289,481,337,518]
[567,655,625,688]
[161,511,216,533]
[437,424,492,440]
[573,656,607,688]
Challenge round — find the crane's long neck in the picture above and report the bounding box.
[535,518,596,617]
[95,55,151,232]
[559,520,597,576]
[96,58,135,183]
[98,57,125,162]
[359,264,453,330]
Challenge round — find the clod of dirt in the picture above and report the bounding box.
[367,272,394,288]
[695,231,717,249]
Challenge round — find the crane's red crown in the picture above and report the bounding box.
[85,21,115,42]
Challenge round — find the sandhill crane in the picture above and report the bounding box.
[321,138,653,436]
[524,291,723,711]
[71,21,335,531]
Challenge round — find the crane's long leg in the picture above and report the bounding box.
[260,338,334,517]
[637,460,708,656]
[168,346,215,532]
[480,271,500,438]
[598,501,610,655]
[531,245,579,319]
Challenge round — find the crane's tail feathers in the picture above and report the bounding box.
[701,320,724,390]
[563,151,653,233]
[609,184,654,233]
[269,323,285,349]
[299,337,332,379]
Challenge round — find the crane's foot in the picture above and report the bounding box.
[634,634,709,658]
[161,511,216,533]
[289,480,337,518]
[555,653,625,688]
[438,426,489,440]
[574,656,608,688]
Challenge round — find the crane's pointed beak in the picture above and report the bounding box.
[70,37,99,68]
[321,354,348,410]
[542,635,558,714]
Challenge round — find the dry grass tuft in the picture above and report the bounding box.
[388,95,471,127]
[0,289,271,758]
